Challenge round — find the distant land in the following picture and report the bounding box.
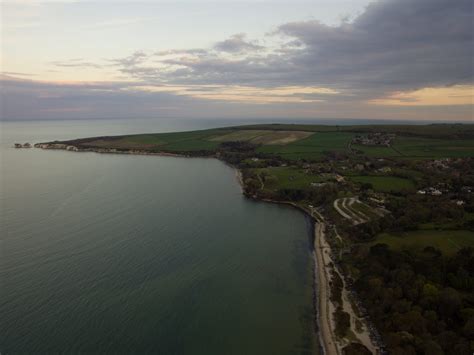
[34,123,474,354]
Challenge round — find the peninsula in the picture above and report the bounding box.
[35,123,474,354]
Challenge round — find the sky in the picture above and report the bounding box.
[1,0,473,122]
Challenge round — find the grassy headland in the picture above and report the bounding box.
[35,123,474,354]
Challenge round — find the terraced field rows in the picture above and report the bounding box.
[333,197,383,225]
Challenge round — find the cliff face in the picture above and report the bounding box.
[35,143,68,149]
[34,143,79,151]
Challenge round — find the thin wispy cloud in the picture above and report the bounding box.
[51,59,104,69]
[2,71,37,77]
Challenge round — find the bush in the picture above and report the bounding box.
[334,307,350,338]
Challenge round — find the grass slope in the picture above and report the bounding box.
[349,176,415,192]
[254,167,326,191]
[373,230,474,256]
[258,132,354,160]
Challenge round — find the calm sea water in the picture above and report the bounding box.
[0,119,318,354]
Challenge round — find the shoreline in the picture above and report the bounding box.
[314,222,341,355]
[34,145,345,355]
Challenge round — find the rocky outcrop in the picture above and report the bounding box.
[13,143,32,148]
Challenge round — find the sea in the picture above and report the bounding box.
[0,118,319,354]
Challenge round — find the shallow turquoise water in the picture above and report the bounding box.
[0,120,318,354]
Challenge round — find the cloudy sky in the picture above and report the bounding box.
[1,0,473,121]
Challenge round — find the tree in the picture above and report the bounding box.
[422,340,443,355]
[439,288,462,317]
[244,178,260,192]
[342,343,371,355]
[334,308,350,338]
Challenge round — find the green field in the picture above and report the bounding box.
[210,130,270,142]
[79,129,229,152]
[231,123,474,139]
[159,139,220,151]
[257,132,354,160]
[372,230,474,256]
[352,144,401,157]
[210,130,314,145]
[60,123,474,159]
[392,137,474,158]
[124,134,167,145]
[349,175,415,192]
[350,200,381,220]
[254,167,325,190]
[150,129,226,151]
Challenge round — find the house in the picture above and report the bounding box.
[461,186,472,193]
[418,187,443,196]
[352,133,395,146]
[378,167,392,173]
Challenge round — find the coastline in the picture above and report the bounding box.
[234,169,244,192]
[33,145,345,355]
[236,185,338,355]
[314,222,340,355]
[200,161,378,354]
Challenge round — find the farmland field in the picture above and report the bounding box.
[349,175,415,192]
[235,123,474,139]
[393,137,474,158]
[257,132,354,160]
[209,130,314,145]
[254,167,325,190]
[160,139,220,151]
[352,144,401,157]
[80,129,229,151]
[350,200,381,220]
[209,130,270,142]
[372,230,474,256]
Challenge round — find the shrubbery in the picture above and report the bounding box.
[352,245,474,354]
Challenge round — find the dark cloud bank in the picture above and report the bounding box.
[116,0,472,91]
[2,0,473,120]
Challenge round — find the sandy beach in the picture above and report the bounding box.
[314,220,378,355]
[314,222,340,355]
